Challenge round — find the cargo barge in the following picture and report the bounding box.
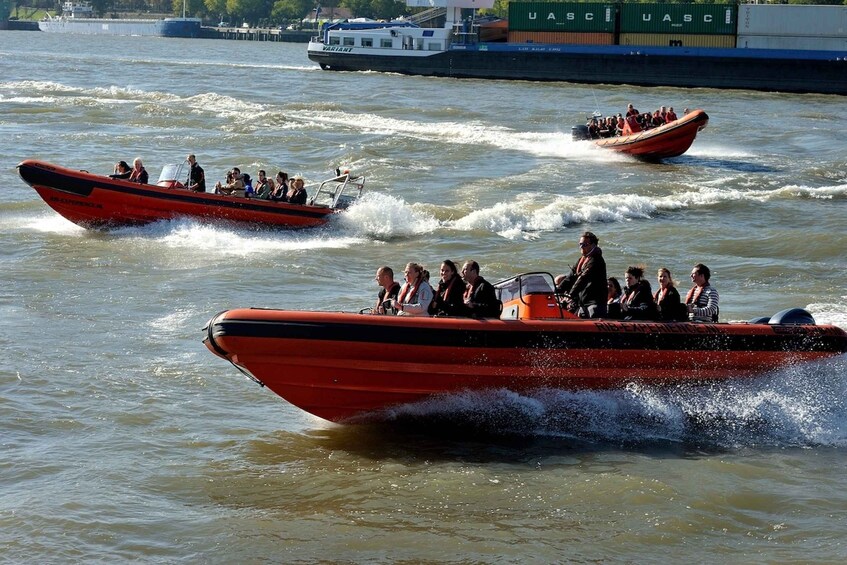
[307,2,847,95]
[38,2,201,38]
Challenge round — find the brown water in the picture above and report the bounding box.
[1,31,846,562]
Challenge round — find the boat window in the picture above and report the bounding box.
[157,163,186,183]
[362,38,373,47]
[428,42,441,51]
[380,38,392,48]
[343,37,354,47]
[328,36,340,45]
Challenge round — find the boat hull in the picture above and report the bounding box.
[17,160,335,230]
[307,42,847,96]
[204,309,847,423]
[593,110,708,159]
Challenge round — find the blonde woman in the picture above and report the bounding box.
[391,262,433,316]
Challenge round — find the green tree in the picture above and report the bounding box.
[272,0,310,21]
[173,0,207,17]
[89,0,114,16]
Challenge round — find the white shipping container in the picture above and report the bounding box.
[738,4,847,38]
[737,34,847,52]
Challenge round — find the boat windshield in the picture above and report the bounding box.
[310,172,365,209]
[494,272,558,303]
[157,162,187,184]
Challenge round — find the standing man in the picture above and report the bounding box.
[374,266,400,315]
[686,263,719,322]
[186,154,205,192]
[559,231,607,318]
[460,260,501,318]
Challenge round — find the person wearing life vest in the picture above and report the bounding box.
[617,265,657,321]
[374,266,401,315]
[391,262,434,316]
[460,260,501,318]
[429,259,466,317]
[654,267,686,321]
[686,263,720,322]
[557,231,607,319]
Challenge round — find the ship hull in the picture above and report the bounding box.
[308,43,847,95]
[38,17,201,38]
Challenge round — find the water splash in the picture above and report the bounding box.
[381,357,847,449]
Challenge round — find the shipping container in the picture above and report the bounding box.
[737,34,847,52]
[619,33,736,49]
[508,31,615,45]
[620,3,736,35]
[738,4,847,38]
[479,19,508,42]
[508,2,616,33]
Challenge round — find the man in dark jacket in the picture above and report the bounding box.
[461,260,501,318]
[558,231,607,318]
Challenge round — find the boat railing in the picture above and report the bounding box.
[156,162,188,188]
[494,272,571,320]
[309,172,365,209]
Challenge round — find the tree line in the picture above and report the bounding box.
[21,1,847,28]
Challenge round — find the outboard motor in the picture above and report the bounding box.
[769,308,816,325]
[572,125,591,141]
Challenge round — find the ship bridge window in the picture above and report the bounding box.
[423,30,434,37]
[328,36,340,45]
[343,37,354,46]
[380,38,392,48]
[362,37,373,47]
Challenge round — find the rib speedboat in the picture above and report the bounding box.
[17,159,365,230]
[572,109,709,160]
[203,272,847,423]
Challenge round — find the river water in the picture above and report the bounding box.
[2,31,847,562]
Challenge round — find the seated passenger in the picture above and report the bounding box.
[391,262,434,316]
[110,160,132,180]
[286,176,307,205]
[374,266,401,315]
[461,260,501,318]
[666,107,678,122]
[429,260,467,317]
[128,157,148,184]
[607,277,622,305]
[614,266,657,320]
[626,103,639,117]
[242,173,254,198]
[254,169,274,199]
[215,167,245,197]
[654,267,686,321]
[271,171,289,202]
[686,263,719,322]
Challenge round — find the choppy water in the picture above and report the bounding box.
[1,32,847,562]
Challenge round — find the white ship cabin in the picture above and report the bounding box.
[317,0,495,51]
[62,2,94,18]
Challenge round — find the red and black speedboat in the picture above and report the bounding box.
[204,272,847,423]
[573,109,709,160]
[17,159,365,230]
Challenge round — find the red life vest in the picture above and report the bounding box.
[398,277,421,304]
[685,284,704,305]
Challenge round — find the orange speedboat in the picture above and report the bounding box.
[204,273,847,423]
[17,159,364,230]
[573,109,709,160]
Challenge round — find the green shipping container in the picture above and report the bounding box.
[508,2,617,33]
[620,3,737,35]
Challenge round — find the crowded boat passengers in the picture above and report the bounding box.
[373,231,720,323]
[110,154,313,205]
[586,103,682,139]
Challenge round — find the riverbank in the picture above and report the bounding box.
[4,19,314,42]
